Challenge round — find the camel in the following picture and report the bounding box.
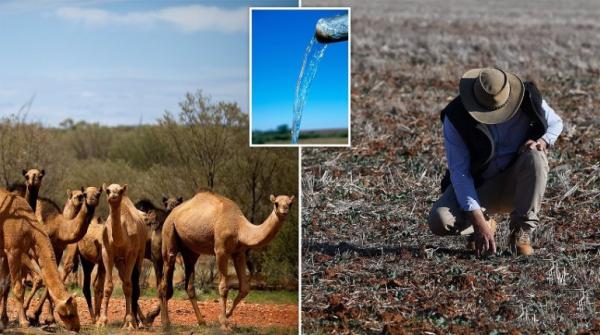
[26,186,101,323]
[96,183,148,329]
[61,216,106,324]
[23,187,84,310]
[0,189,80,331]
[158,191,294,328]
[22,169,44,212]
[63,188,85,219]
[134,195,183,324]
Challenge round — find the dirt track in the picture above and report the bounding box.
[7,297,298,330]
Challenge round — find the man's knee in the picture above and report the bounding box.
[428,206,453,236]
[520,149,549,173]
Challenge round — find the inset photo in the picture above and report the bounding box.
[250,7,350,146]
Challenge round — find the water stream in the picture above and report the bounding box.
[291,37,328,144]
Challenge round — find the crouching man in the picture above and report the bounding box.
[428,68,563,256]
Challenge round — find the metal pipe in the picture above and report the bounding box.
[315,14,348,44]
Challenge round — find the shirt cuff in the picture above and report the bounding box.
[541,134,555,147]
[464,196,481,212]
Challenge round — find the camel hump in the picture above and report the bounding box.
[135,199,158,212]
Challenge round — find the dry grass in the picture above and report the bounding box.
[301,0,600,333]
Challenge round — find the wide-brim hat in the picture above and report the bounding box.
[459,67,524,124]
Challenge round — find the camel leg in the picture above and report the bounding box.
[0,257,10,330]
[144,255,163,325]
[97,246,113,327]
[181,249,203,325]
[31,289,54,325]
[23,255,44,321]
[7,249,29,327]
[159,220,178,328]
[117,262,136,330]
[215,251,230,329]
[131,260,147,328]
[227,252,250,318]
[81,257,96,323]
[93,264,105,322]
[23,274,41,311]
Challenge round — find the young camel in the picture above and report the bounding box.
[159,191,294,328]
[97,183,148,329]
[134,195,183,324]
[0,189,80,331]
[26,186,102,323]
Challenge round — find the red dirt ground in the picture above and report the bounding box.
[7,297,298,330]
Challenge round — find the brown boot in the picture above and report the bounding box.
[466,219,497,250]
[509,228,534,256]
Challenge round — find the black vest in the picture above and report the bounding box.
[440,82,548,193]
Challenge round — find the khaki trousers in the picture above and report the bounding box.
[428,149,549,236]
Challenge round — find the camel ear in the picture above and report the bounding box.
[289,195,295,203]
[22,169,27,176]
[102,183,107,193]
[99,185,104,193]
[120,184,128,195]
[40,169,45,177]
[80,186,85,193]
[67,189,72,198]
[177,196,183,203]
[269,194,276,203]
[162,195,168,204]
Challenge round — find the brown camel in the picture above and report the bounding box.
[23,187,85,312]
[158,191,294,328]
[18,169,62,222]
[0,189,80,331]
[63,188,85,219]
[22,169,44,212]
[61,216,106,324]
[27,186,102,323]
[96,183,148,329]
[134,195,183,324]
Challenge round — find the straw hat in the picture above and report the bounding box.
[459,67,524,124]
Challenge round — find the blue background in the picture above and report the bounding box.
[251,9,348,131]
[0,0,298,126]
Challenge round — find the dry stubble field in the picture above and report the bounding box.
[302,0,600,333]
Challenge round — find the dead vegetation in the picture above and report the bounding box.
[301,0,600,333]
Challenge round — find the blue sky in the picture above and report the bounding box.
[0,0,297,126]
[251,9,348,131]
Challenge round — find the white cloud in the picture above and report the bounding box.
[55,5,247,33]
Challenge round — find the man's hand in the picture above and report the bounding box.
[520,138,548,154]
[468,210,496,257]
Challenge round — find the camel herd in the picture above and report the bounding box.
[0,168,294,331]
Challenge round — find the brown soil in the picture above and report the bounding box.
[7,297,297,330]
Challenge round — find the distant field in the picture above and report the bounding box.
[302,0,600,333]
[253,127,348,145]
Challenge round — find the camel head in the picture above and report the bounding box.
[22,168,45,189]
[270,194,295,218]
[83,186,103,207]
[54,295,80,331]
[162,194,184,213]
[67,188,85,209]
[143,209,158,227]
[103,183,127,205]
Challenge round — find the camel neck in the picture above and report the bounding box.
[63,201,81,220]
[109,202,126,247]
[55,202,96,245]
[25,186,39,212]
[30,219,69,302]
[240,210,286,249]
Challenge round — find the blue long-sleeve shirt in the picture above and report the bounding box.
[444,100,563,211]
